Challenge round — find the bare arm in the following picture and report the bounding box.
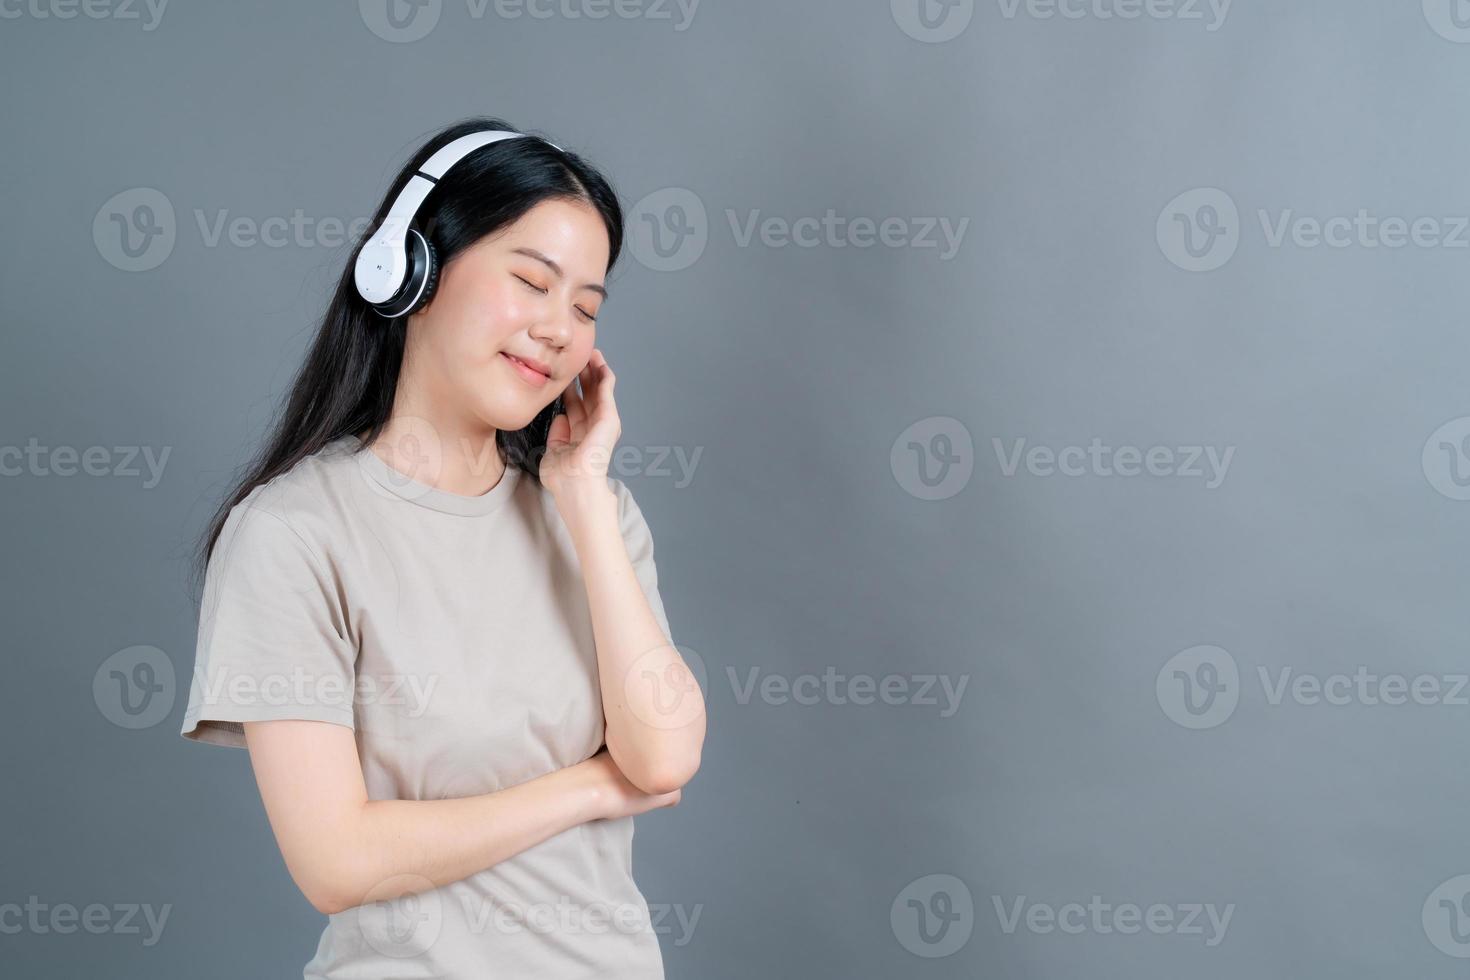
[539,349,707,797]
[556,482,707,796]
[243,719,679,916]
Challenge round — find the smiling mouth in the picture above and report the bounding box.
[501,352,551,384]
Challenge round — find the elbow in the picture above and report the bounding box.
[307,890,348,917]
[303,875,362,916]
[291,853,365,917]
[630,748,703,797]
[308,882,360,917]
[299,872,355,916]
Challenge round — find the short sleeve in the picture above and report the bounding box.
[611,479,675,647]
[180,497,357,749]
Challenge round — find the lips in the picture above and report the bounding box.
[501,351,551,385]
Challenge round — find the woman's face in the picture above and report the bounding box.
[406,197,610,433]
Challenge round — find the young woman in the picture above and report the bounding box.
[180,118,706,978]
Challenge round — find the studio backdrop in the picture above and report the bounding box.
[4,1,1469,977]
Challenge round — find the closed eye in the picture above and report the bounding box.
[515,274,598,322]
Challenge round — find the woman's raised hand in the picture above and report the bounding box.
[541,348,619,500]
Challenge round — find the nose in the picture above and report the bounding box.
[527,307,574,349]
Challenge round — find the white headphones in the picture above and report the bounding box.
[353,129,561,318]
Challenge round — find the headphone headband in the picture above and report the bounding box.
[353,129,561,313]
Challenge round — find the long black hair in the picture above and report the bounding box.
[198,116,625,567]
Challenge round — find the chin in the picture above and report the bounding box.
[458,385,537,431]
[480,403,548,434]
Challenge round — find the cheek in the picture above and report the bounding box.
[455,290,528,359]
[568,325,597,362]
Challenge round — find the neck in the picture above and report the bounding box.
[370,386,506,498]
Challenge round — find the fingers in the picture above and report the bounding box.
[546,411,571,449]
[552,350,618,457]
[591,348,616,395]
[561,376,587,433]
[578,359,598,402]
[629,787,681,817]
[582,349,617,423]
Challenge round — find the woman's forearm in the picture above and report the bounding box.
[556,481,707,796]
[330,762,607,914]
[245,719,612,917]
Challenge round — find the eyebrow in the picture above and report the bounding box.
[511,247,608,300]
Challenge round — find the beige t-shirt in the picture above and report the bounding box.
[180,435,673,978]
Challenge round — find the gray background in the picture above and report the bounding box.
[4,0,1470,976]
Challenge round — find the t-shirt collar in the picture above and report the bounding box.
[340,434,522,517]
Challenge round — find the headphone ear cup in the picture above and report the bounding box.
[415,238,440,312]
[373,228,437,318]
